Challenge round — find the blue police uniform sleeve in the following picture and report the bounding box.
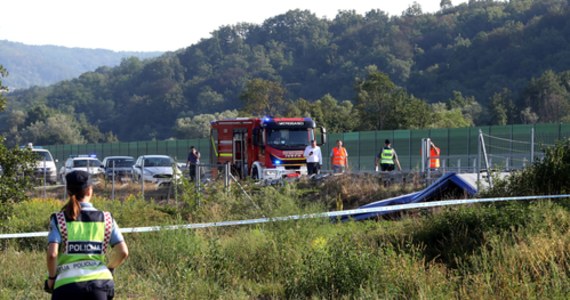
[110,219,125,246]
[47,216,61,244]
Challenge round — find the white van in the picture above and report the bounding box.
[29,145,58,184]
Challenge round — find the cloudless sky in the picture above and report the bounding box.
[0,0,467,52]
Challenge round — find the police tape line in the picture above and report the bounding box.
[1,194,570,239]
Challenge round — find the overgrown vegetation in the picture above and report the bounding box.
[2,167,570,298]
[0,66,37,206]
[485,137,570,196]
[2,185,570,299]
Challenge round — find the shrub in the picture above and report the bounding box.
[486,138,570,196]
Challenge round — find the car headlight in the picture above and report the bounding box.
[265,170,278,177]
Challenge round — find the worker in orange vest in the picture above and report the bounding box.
[330,140,349,173]
[428,140,440,169]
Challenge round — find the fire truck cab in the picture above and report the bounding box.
[210,116,326,180]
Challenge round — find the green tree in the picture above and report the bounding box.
[396,95,433,129]
[23,113,86,145]
[520,106,539,124]
[197,86,225,113]
[0,66,8,110]
[240,78,287,116]
[0,65,35,204]
[489,88,517,125]
[447,91,482,125]
[521,70,570,123]
[429,103,472,128]
[403,1,423,16]
[174,110,239,139]
[286,94,358,133]
[440,0,453,10]
[355,69,405,130]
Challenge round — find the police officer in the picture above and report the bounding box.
[46,170,128,299]
[375,139,402,172]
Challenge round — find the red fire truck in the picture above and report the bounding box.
[210,117,326,180]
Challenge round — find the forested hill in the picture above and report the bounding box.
[3,0,570,145]
[0,40,161,89]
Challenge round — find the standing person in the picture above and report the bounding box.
[46,170,128,299]
[330,140,349,173]
[375,139,402,172]
[428,140,441,170]
[186,146,201,181]
[303,139,322,176]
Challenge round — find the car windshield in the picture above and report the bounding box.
[267,129,312,148]
[107,158,134,168]
[34,151,53,162]
[73,159,101,168]
[143,157,173,167]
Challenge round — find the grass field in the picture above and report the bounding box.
[2,171,570,299]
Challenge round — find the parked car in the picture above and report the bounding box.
[30,146,58,184]
[59,155,104,183]
[101,156,135,181]
[132,155,181,184]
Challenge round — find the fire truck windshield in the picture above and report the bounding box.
[267,128,313,149]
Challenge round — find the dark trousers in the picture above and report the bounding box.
[307,162,320,175]
[189,164,197,180]
[380,163,395,172]
[52,280,114,300]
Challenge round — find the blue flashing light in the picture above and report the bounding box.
[274,159,282,165]
[263,116,272,123]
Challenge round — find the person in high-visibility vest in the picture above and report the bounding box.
[429,141,441,169]
[375,139,402,172]
[330,140,349,173]
[46,170,128,298]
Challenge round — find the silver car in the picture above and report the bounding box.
[132,155,181,184]
[59,155,104,183]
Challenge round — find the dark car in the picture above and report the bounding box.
[101,156,135,181]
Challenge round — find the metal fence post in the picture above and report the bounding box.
[173,158,178,204]
[195,163,201,192]
[141,157,145,200]
[530,127,535,163]
[42,157,47,199]
[225,162,230,192]
[111,160,115,201]
[477,130,481,185]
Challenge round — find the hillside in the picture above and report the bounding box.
[2,0,570,144]
[0,40,161,90]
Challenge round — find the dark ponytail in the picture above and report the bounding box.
[63,188,87,221]
[63,170,92,220]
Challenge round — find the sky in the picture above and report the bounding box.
[1,0,467,53]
